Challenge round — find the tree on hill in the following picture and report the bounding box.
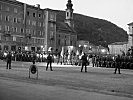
[55,10,128,47]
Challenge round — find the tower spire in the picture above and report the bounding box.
[65,0,74,28]
[66,0,73,9]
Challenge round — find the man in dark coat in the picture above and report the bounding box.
[114,55,121,74]
[81,53,88,72]
[46,53,53,71]
[6,52,12,69]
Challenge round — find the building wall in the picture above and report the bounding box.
[44,9,56,51]
[108,23,133,55]
[127,24,133,49]
[25,5,45,51]
[55,32,77,52]
[108,43,128,55]
[78,40,109,54]
[0,0,45,52]
[0,0,77,53]
[0,0,24,51]
[70,34,77,47]
[56,32,70,51]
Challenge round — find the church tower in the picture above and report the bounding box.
[65,0,74,28]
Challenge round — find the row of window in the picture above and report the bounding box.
[0,45,43,51]
[0,14,44,27]
[0,4,17,13]
[57,34,76,41]
[0,2,57,21]
[56,34,76,46]
[0,25,44,36]
[49,36,76,46]
[3,16,23,23]
[0,4,43,18]
[129,26,133,33]
[57,39,76,46]
[0,35,44,44]
[27,11,42,18]
[58,34,69,39]
[26,10,56,21]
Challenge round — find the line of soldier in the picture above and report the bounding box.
[91,55,133,69]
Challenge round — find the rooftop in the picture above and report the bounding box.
[128,22,133,26]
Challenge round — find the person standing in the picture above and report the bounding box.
[6,51,12,69]
[81,53,88,72]
[92,55,96,67]
[46,53,53,71]
[57,52,60,65]
[114,55,121,74]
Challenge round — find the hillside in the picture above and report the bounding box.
[55,10,128,47]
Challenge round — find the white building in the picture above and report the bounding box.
[127,22,133,49]
[108,42,128,55]
[108,22,133,55]
[78,40,108,54]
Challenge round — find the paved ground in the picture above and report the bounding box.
[0,60,133,100]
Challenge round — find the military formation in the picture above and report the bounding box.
[91,54,133,69]
[0,50,133,72]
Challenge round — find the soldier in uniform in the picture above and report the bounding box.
[81,53,88,72]
[46,53,53,71]
[92,55,96,67]
[114,55,121,74]
[6,51,12,69]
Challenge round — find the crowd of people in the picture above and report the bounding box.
[1,49,133,73]
[0,50,47,62]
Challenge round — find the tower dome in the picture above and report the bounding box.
[66,0,73,9]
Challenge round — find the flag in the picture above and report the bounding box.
[60,47,64,57]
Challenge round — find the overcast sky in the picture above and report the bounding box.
[19,0,133,32]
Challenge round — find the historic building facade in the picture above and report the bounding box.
[0,0,77,52]
[55,0,77,52]
[108,42,128,55]
[0,0,45,52]
[108,22,133,55]
[127,22,133,48]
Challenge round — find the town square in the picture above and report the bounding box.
[0,0,133,100]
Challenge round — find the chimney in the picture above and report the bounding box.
[36,4,40,8]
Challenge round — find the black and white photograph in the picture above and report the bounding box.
[0,0,133,100]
